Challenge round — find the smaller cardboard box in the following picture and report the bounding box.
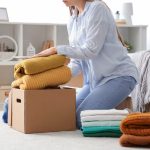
[0,86,11,109]
[116,96,133,110]
[0,86,11,102]
[8,87,76,133]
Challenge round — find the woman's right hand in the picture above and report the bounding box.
[32,47,57,58]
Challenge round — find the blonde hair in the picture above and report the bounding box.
[69,0,126,47]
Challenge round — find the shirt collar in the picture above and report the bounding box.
[73,1,92,18]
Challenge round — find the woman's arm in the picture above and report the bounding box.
[32,47,57,57]
[68,59,82,77]
[56,4,109,59]
[33,3,109,60]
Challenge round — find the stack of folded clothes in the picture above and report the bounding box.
[80,109,129,137]
[11,54,71,90]
[120,113,150,147]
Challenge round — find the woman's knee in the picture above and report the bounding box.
[76,107,82,129]
[76,85,90,108]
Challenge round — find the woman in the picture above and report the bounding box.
[3,0,139,128]
[33,0,139,128]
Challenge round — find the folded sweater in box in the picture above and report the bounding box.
[12,55,71,90]
[14,55,66,79]
[12,66,71,90]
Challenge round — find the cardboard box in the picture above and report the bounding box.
[8,87,76,134]
[0,86,11,102]
[64,73,83,88]
[0,86,11,109]
[116,96,132,110]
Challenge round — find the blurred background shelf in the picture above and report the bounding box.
[0,61,18,65]
[0,22,148,86]
[0,22,69,85]
[117,24,147,52]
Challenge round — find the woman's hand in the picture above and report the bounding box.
[32,47,57,58]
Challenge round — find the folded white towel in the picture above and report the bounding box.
[80,109,129,117]
[81,114,127,122]
[81,120,121,127]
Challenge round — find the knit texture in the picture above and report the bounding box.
[12,66,71,90]
[120,134,150,147]
[14,55,66,79]
[120,113,150,136]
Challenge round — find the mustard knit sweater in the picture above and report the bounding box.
[14,55,66,79]
[12,55,71,90]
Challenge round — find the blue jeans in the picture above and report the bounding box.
[76,76,136,129]
[2,98,8,123]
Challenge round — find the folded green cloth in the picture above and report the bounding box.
[83,132,122,137]
[82,126,122,137]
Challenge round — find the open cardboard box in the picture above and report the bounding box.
[8,87,76,134]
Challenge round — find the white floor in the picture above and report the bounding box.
[0,112,149,150]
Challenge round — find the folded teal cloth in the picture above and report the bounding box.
[83,132,122,137]
[82,126,122,137]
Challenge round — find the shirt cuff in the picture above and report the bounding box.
[56,45,66,55]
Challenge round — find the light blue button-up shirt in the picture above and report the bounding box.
[57,0,139,90]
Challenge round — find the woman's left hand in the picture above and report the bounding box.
[32,47,57,58]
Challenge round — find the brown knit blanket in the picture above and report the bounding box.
[120,134,150,147]
[120,113,150,136]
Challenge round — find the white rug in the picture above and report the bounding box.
[0,112,147,150]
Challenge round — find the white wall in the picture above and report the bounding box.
[131,0,150,50]
[0,0,150,49]
[0,0,69,23]
[105,0,150,49]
